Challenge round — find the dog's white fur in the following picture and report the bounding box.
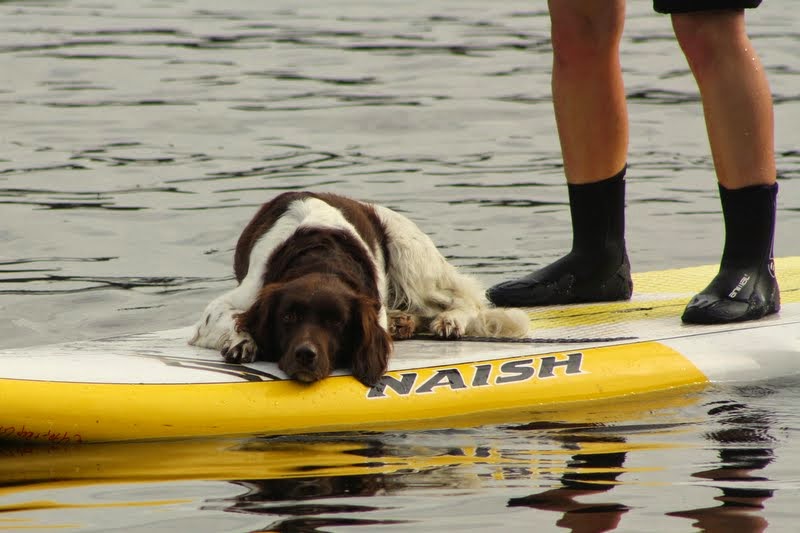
[190,197,529,362]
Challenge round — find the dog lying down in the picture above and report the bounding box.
[189,192,529,386]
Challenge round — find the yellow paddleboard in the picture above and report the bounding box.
[1,258,798,444]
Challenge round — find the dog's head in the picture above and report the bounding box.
[236,273,391,386]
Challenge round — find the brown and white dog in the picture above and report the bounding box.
[189,192,529,386]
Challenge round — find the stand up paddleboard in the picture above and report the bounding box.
[1,258,798,444]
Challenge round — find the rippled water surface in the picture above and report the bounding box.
[1,1,799,531]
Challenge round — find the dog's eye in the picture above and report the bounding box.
[322,313,344,327]
[282,312,297,323]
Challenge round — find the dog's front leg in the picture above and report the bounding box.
[189,292,257,363]
[387,310,419,340]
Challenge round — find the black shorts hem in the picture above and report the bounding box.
[654,0,762,14]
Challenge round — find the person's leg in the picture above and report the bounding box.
[550,0,629,184]
[669,8,779,323]
[672,9,774,188]
[487,0,633,307]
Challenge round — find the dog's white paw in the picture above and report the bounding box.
[188,325,201,346]
[188,319,218,349]
[468,308,531,338]
[221,330,257,364]
[430,312,467,339]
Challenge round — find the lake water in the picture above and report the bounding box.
[1,0,799,531]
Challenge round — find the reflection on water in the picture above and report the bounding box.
[507,433,630,532]
[668,392,777,533]
[503,394,779,533]
[0,386,793,531]
[1,0,799,530]
[208,476,408,531]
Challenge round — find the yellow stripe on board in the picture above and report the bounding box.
[634,256,800,301]
[526,298,689,329]
[0,342,708,444]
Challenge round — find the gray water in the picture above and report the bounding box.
[1,0,799,531]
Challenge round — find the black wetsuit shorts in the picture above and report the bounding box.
[654,0,762,13]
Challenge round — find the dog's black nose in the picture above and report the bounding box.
[295,345,317,366]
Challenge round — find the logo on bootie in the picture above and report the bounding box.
[728,274,751,299]
[768,258,776,279]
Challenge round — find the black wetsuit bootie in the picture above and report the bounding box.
[487,166,633,307]
[682,183,780,324]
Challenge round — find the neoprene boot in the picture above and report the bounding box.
[487,167,633,307]
[682,183,780,324]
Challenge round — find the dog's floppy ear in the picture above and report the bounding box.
[349,296,392,386]
[235,283,283,361]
